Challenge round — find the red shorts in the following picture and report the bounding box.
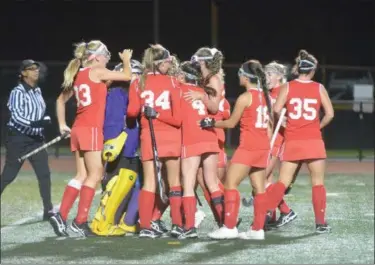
[70,126,103,152]
[218,142,227,168]
[279,139,326,162]
[231,148,269,168]
[181,141,219,159]
[140,129,181,161]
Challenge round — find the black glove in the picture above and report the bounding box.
[30,116,51,128]
[200,117,215,128]
[144,106,158,119]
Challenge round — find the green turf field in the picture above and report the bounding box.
[1,172,374,264]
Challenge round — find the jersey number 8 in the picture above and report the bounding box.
[140,90,170,110]
[289,98,317,120]
[74,84,92,107]
[192,100,206,115]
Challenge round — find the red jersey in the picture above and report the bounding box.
[127,73,181,131]
[270,86,284,146]
[238,89,270,150]
[211,88,226,144]
[284,79,322,141]
[72,67,107,128]
[181,83,217,145]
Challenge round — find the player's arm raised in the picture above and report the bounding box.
[319,84,334,129]
[208,92,250,129]
[94,49,133,82]
[127,79,142,118]
[273,83,288,117]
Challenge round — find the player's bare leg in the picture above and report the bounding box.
[306,159,331,233]
[50,151,87,237]
[238,167,267,240]
[70,150,103,237]
[208,163,249,240]
[201,153,224,227]
[164,157,184,238]
[139,160,160,238]
[194,168,206,228]
[181,156,201,238]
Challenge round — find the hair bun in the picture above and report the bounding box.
[299,49,309,60]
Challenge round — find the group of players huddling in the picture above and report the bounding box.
[49,40,334,240]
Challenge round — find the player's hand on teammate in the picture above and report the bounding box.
[119,49,133,63]
[183,89,205,102]
[144,105,158,119]
[59,124,71,138]
[200,117,215,128]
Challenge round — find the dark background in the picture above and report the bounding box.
[0,0,374,152]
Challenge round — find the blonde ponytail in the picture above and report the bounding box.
[61,42,87,92]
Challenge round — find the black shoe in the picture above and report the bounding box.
[170,224,184,238]
[182,227,198,239]
[49,212,69,237]
[43,209,56,221]
[316,223,331,234]
[139,228,162,239]
[151,220,169,235]
[70,219,96,237]
[275,210,298,228]
[263,211,275,231]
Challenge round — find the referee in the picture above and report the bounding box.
[0,59,54,220]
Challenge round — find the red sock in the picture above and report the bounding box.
[169,186,183,227]
[224,189,240,229]
[152,195,170,221]
[278,199,291,214]
[138,190,155,229]
[59,180,81,221]
[312,185,326,224]
[266,181,287,210]
[252,192,267,231]
[211,190,224,225]
[202,186,220,223]
[182,196,196,229]
[75,185,95,224]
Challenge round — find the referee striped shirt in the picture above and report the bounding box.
[7,82,46,136]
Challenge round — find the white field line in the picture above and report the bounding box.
[1,190,101,233]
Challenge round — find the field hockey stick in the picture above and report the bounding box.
[148,117,168,204]
[194,190,203,207]
[18,132,70,163]
[242,108,287,207]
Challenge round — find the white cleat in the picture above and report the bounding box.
[208,226,238,240]
[194,209,206,228]
[238,229,265,240]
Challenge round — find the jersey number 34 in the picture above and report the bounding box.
[140,90,170,110]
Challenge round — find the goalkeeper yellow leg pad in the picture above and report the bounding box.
[94,168,137,232]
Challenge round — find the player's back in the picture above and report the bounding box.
[285,79,322,141]
[73,67,107,128]
[181,83,216,146]
[239,89,270,151]
[138,73,180,131]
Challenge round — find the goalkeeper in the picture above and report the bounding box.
[91,60,143,236]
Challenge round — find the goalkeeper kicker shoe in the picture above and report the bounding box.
[49,212,69,237]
